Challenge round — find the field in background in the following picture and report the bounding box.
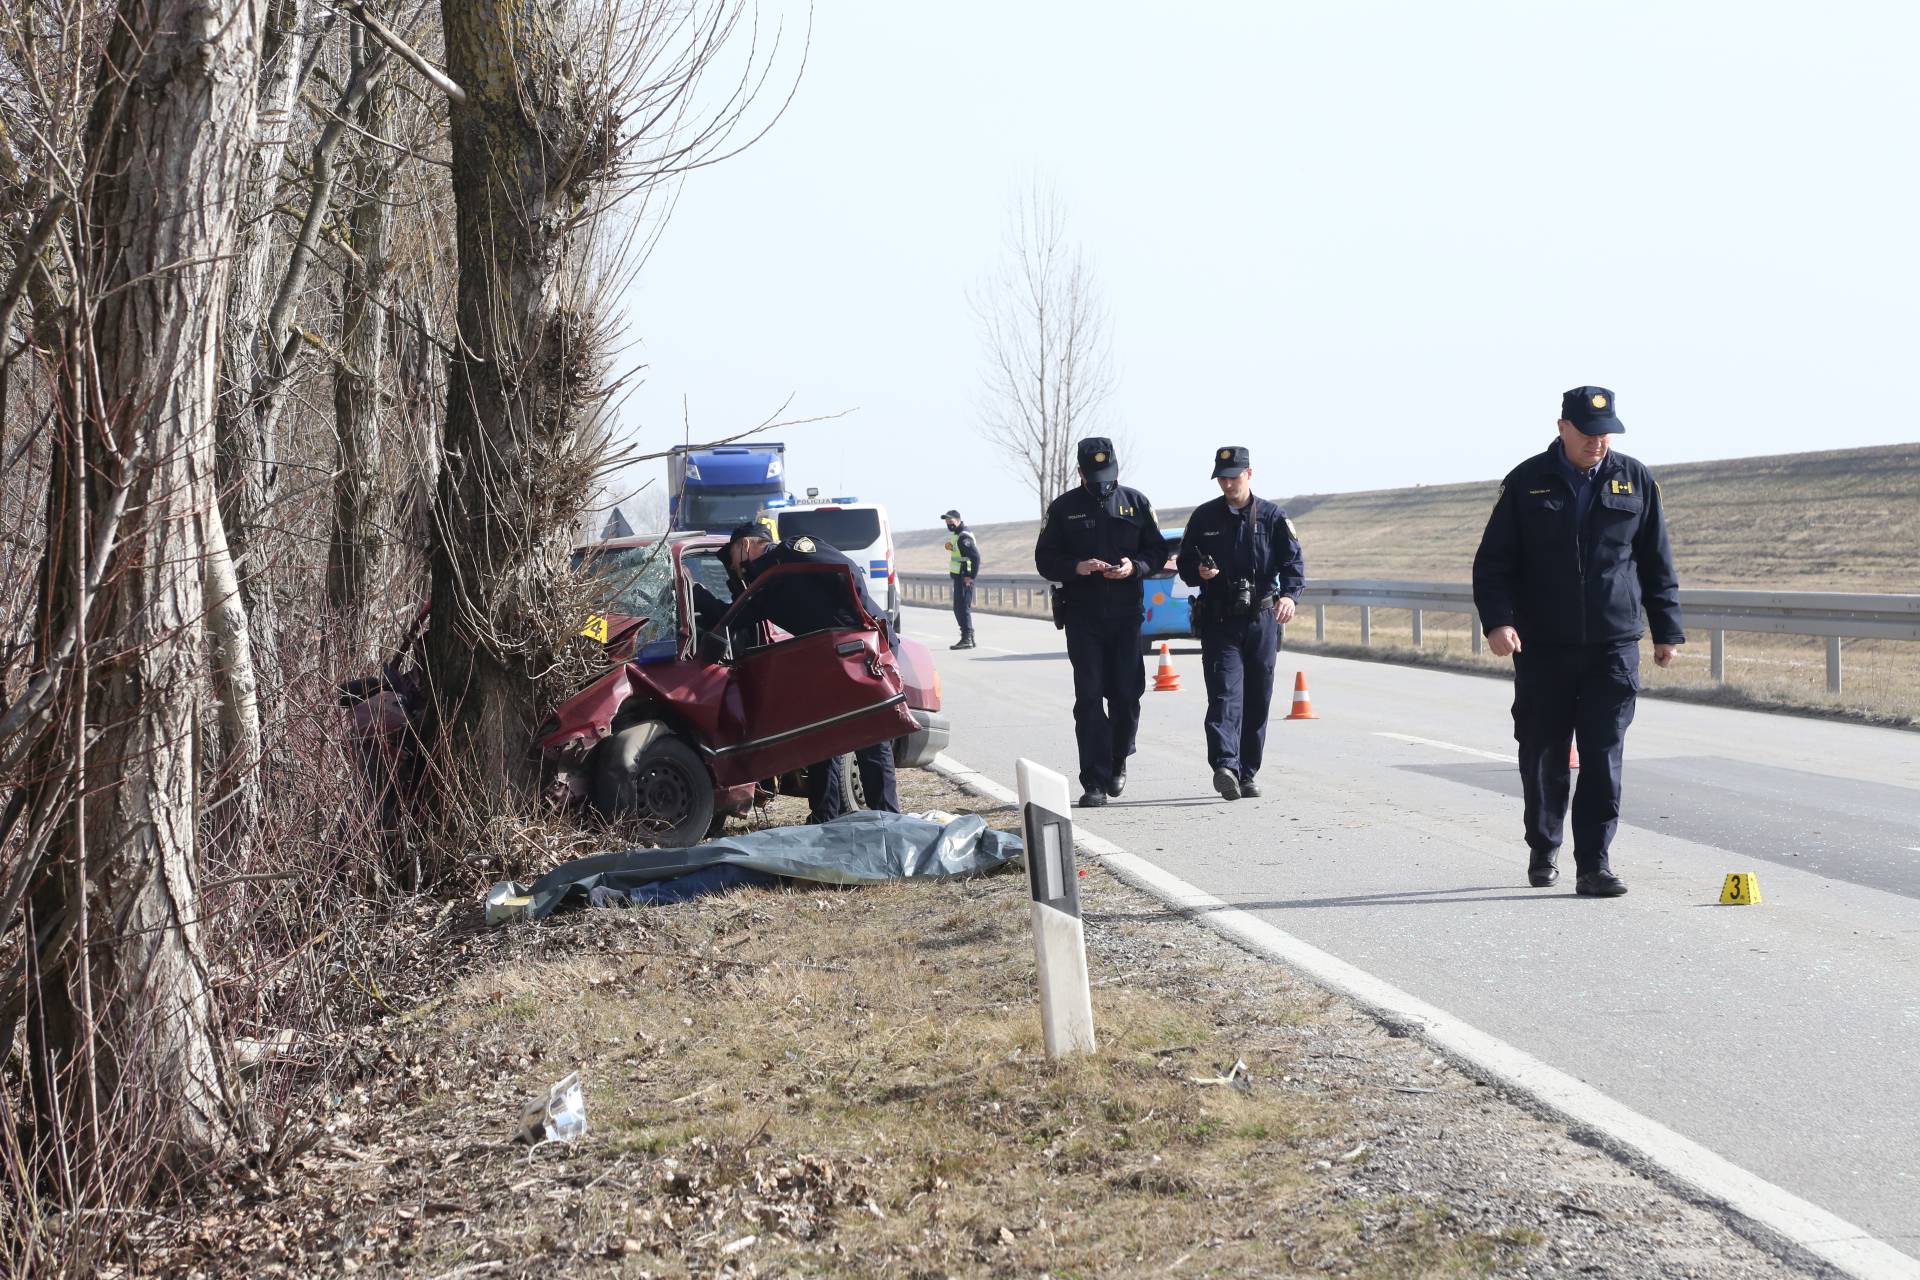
[901,441,1920,592]
[900,442,1919,723]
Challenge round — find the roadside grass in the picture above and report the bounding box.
[280,871,1534,1278]
[906,601,1920,728]
[135,775,1814,1279]
[1295,609,1920,728]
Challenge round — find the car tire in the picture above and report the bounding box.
[837,751,866,812]
[592,721,715,849]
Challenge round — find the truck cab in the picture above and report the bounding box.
[667,442,787,533]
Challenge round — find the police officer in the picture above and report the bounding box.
[1034,437,1169,807]
[723,524,902,822]
[1176,446,1305,801]
[941,509,982,650]
[1472,387,1684,897]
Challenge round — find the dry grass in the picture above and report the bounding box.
[896,440,1920,723]
[899,441,1920,595]
[1293,608,1920,728]
[121,774,1816,1279]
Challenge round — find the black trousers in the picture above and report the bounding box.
[1199,610,1279,779]
[1063,615,1146,791]
[950,573,974,636]
[806,738,900,822]
[1511,641,1639,872]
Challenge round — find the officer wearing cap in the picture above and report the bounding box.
[1176,447,1306,801]
[722,523,901,821]
[941,509,982,650]
[1034,438,1169,807]
[1472,387,1684,897]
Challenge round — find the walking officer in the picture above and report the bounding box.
[941,509,982,649]
[1176,447,1305,801]
[1472,387,1684,897]
[722,524,902,823]
[1034,437,1169,808]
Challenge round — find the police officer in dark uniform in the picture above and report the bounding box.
[941,509,982,649]
[1472,387,1684,897]
[722,524,901,822]
[1176,446,1306,801]
[1034,437,1169,807]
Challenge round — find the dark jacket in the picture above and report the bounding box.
[1472,444,1684,648]
[1176,495,1306,613]
[731,536,884,637]
[1034,483,1169,622]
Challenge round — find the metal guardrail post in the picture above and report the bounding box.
[1711,630,1725,682]
[1827,636,1842,694]
[1471,611,1482,654]
[1360,606,1372,647]
[1411,609,1424,648]
[1315,604,1327,642]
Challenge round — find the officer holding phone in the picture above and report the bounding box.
[1176,446,1305,801]
[1034,438,1169,807]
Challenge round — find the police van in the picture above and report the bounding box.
[760,493,901,631]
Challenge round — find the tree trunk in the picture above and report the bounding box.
[425,0,606,797]
[213,0,310,714]
[327,26,396,644]
[28,0,263,1179]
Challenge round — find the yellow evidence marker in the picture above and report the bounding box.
[580,613,610,643]
[1720,872,1763,905]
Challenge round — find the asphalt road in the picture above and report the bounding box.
[915,605,1920,1258]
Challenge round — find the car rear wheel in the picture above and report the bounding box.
[837,751,866,812]
[592,721,715,848]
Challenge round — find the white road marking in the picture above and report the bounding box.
[929,752,1920,1280]
[1375,731,1513,763]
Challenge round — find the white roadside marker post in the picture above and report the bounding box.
[1017,758,1096,1058]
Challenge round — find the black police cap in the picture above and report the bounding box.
[1561,386,1625,435]
[724,521,767,555]
[1077,437,1118,481]
[940,508,962,520]
[1211,445,1251,478]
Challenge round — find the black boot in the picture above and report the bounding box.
[1575,856,1627,897]
[1105,769,1126,798]
[1527,847,1559,888]
[950,632,975,650]
[1212,767,1240,801]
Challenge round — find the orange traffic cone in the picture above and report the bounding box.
[1284,671,1318,720]
[1152,642,1181,691]
[1569,742,1581,769]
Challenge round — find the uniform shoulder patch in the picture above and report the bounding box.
[791,536,816,554]
[1283,517,1299,540]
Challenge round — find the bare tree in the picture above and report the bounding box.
[19,0,265,1182]
[972,184,1117,518]
[422,0,799,798]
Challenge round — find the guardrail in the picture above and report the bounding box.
[899,571,1920,694]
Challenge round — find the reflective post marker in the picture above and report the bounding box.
[1017,758,1096,1058]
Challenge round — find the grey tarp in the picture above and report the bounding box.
[522,810,1024,919]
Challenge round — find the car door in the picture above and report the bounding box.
[705,563,917,786]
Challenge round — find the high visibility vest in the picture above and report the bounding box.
[947,535,966,574]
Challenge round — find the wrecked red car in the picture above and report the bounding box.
[532,532,950,845]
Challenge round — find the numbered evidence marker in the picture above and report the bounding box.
[579,614,611,643]
[1017,758,1096,1058]
[1720,872,1763,905]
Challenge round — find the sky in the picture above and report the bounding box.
[603,0,1920,532]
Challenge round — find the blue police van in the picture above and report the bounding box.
[1139,527,1192,654]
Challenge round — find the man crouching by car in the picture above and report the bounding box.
[722,523,901,823]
